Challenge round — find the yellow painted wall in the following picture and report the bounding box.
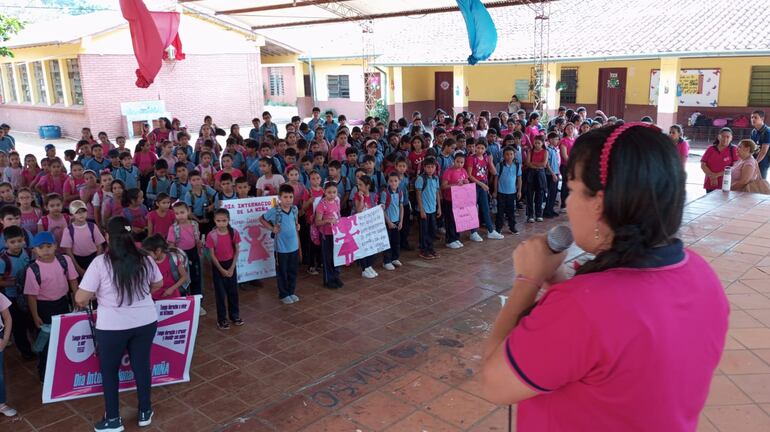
[311,59,366,102]
[560,59,660,105]
[465,64,532,102]
[401,66,452,102]
[2,44,80,62]
[262,54,300,64]
[680,56,770,106]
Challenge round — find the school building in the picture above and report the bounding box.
[0,8,299,139]
[250,0,770,134]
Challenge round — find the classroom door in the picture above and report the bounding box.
[598,68,627,118]
[435,72,453,114]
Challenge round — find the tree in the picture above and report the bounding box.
[0,14,23,58]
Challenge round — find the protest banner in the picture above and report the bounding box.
[451,183,480,232]
[333,206,391,266]
[42,296,201,403]
[220,196,278,282]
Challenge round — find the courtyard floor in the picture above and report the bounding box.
[1,190,770,431]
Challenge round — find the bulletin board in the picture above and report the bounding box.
[649,69,720,107]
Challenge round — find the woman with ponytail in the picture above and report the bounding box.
[482,123,728,431]
[75,216,163,432]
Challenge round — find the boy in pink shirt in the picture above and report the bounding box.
[24,231,78,381]
[60,200,106,276]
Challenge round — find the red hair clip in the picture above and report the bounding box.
[599,122,660,188]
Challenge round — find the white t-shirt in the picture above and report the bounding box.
[80,255,162,330]
[0,292,10,333]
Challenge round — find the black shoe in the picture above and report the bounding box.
[94,417,124,432]
[543,213,556,219]
[231,319,244,326]
[138,410,153,427]
[335,279,345,287]
[324,282,340,289]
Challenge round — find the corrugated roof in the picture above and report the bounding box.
[256,0,770,64]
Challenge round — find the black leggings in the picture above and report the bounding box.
[184,247,202,297]
[96,321,157,419]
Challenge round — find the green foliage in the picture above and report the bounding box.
[0,14,23,58]
[369,99,389,123]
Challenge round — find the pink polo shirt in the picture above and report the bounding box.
[506,246,728,432]
[330,144,350,162]
[205,229,242,262]
[24,255,78,301]
[441,167,468,201]
[59,222,106,256]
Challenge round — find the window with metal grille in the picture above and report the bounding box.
[749,66,770,106]
[327,74,350,99]
[4,64,16,102]
[560,68,578,105]
[66,58,83,105]
[33,61,47,104]
[48,60,64,104]
[18,64,30,102]
[268,67,285,96]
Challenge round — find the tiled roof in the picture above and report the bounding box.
[259,0,770,65]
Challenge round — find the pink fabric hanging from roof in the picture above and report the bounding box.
[120,1,187,87]
[150,11,185,60]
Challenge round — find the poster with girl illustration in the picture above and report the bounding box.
[220,197,278,282]
[332,206,391,267]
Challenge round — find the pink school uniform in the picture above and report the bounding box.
[59,223,105,257]
[148,209,175,237]
[315,199,340,236]
[23,255,78,301]
[37,173,67,195]
[39,214,70,245]
[62,176,85,206]
[152,255,179,300]
[167,222,198,251]
[20,208,42,235]
[79,255,161,330]
[205,230,242,262]
[505,244,728,432]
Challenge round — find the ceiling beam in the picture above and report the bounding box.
[217,0,351,15]
[248,0,550,30]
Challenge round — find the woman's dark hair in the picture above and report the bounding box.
[134,139,148,153]
[567,124,685,275]
[122,187,142,207]
[105,216,151,306]
[159,117,172,129]
[142,233,169,253]
[489,117,502,133]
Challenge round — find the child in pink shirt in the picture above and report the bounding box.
[205,209,242,329]
[38,194,70,246]
[62,161,86,208]
[168,201,204,314]
[35,159,67,196]
[315,182,342,289]
[441,152,469,248]
[60,200,105,276]
[147,193,175,237]
[142,234,189,300]
[18,188,41,235]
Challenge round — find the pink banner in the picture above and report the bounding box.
[451,183,479,232]
[42,296,201,403]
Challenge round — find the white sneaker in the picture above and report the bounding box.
[391,260,403,267]
[383,263,396,271]
[536,217,544,222]
[527,218,535,223]
[457,241,464,248]
[447,241,461,249]
[367,266,379,276]
[470,232,483,242]
[290,295,300,302]
[281,296,295,304]
[487,230,504,240]
[362,268,376,279]
[0,404,17,417]
[199,307,207,316]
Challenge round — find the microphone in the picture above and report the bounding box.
[546,225,574,253]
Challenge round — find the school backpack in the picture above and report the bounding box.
[712,118,728,128]
[186,188,215,215]
[383,188,404,210]
[211,225,238,253]
[66,222,97,244]
[167,247,191,295]
[28,254,69,287]
[172,221,201,247]
[0,250,30,309]
[694,114,710,127]
[732,115,750,128]
[41,214,71,232]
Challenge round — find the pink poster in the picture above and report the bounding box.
[42,296,201,403]
[221,197,278,282]
[451,183,479,232]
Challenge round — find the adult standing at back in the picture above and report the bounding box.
[482,123,728,431]
[750,110,769,179]
[75,216,163,432]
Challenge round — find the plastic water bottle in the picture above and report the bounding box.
[722,166,732,192]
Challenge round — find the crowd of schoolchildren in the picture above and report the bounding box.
[0,104,624,417]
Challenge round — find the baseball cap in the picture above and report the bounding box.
[31,231,56,248]
[69,200,87,214]
[44,144,55,151]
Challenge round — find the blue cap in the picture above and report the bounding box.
[31,231,56,248]
[45,144,55,151]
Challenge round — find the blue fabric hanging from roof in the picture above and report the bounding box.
[457,0,498,65]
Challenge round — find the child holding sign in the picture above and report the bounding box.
[441,152,469,249]
[315,181,343,289]
[206,209,242,330]
[260,184,301,304]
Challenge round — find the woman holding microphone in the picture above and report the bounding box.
[75,216,163,432]
[482,123,729,431]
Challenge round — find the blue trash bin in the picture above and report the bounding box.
[38,125,61,139]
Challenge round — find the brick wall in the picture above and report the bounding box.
[0,104,87,139]
[80,53,263,137]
